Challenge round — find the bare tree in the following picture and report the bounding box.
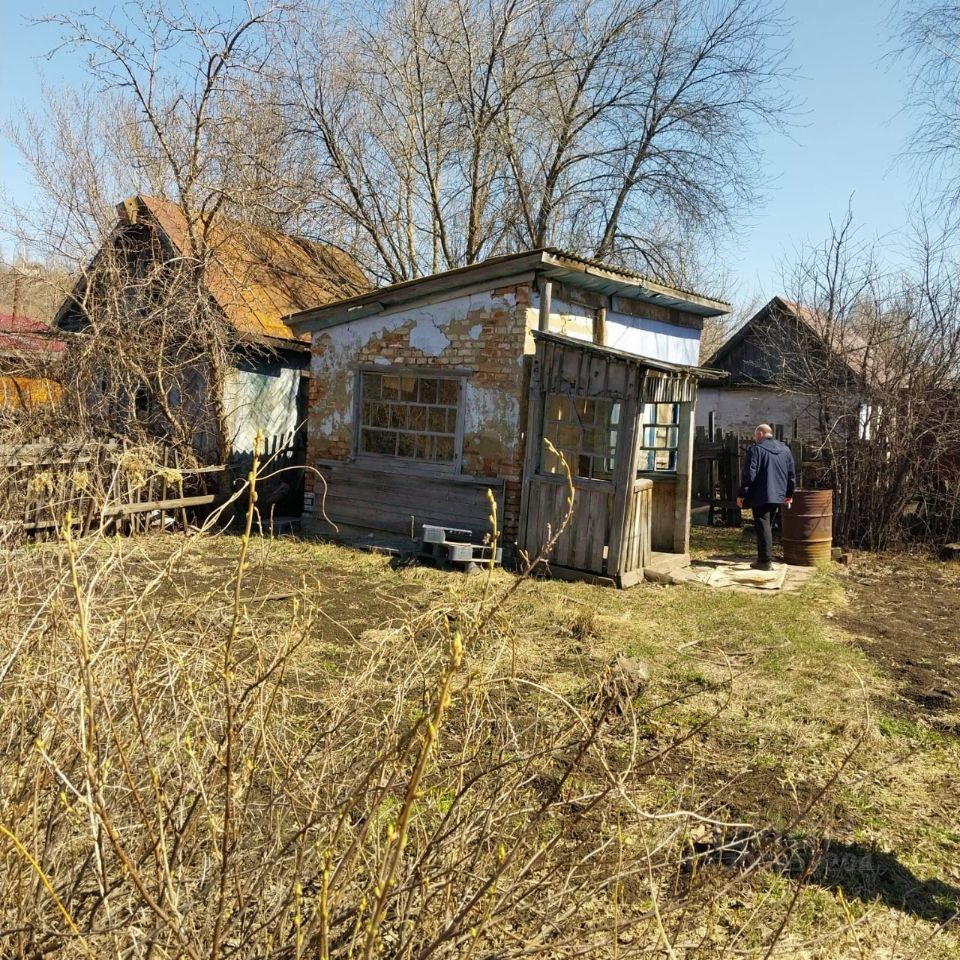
[283,0,793,284]
[773,211,960,548]
[898,1,960,211]
[6,2,305,464]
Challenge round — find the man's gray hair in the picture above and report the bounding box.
[756,423,774,437]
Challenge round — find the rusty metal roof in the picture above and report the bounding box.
[128,196,369,345]
[0,315,65,355]
[708,296,884,384]
[540,249,730,308]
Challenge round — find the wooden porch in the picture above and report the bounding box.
[518,332,716,588]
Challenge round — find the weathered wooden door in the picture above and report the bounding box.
[518,335,653,585]
[522,474,614,574]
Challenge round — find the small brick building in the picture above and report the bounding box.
[288,249,727,584]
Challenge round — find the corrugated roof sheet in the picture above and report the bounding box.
[134,196,369,344]
[542,248,730,307]
[289,247,728,333]
[0,315,65,355]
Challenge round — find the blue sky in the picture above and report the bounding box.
[0,0,920,307]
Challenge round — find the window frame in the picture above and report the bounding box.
[353,365,467,474]
[538,392,621,484]
[637,402,680,475]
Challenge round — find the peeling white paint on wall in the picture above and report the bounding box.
[409,316,450,355]
[530,293,701,366]
[311,288,521,439]
[463,381,521,440]
[548,298,594,343]
[311,288,517,380]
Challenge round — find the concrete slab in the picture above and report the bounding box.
[643,552,691,581]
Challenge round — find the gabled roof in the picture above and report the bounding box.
[56,195,369,347]
[707,296,881,384]
[287,247,729,334]
[0,315,65,356]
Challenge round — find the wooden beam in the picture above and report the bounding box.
[102,493,216,518]
[672,399,697,554]
[517,344,546,553]
[606,381,640,579]
[538,563,617,588]
[538,279,552,333]
[593,306,607,346]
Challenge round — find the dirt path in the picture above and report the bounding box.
[837,555,960,732]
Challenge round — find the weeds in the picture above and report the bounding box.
[0,461,957,957]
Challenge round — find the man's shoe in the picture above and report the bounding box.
[750,560,773,571]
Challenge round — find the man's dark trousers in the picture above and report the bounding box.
[754,504,778,565]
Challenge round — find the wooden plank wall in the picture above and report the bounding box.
[524,476,611,571]
[316,461,505,541]
[621,480,653,574]
[650,480,677,551]
[538,337,635,400]
[523,334,695,576]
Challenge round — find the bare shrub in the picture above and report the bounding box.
[0,445,869,959]
[766,213,960,549]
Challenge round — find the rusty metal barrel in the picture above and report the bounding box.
[781,490,833,565]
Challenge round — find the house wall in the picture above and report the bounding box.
[696,386,822,439]
[303,276,707,548]
[535,293,701,365]
[303,283,533,541]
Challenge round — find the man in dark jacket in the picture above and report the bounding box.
[736,424,796,570]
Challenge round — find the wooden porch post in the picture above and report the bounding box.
[672,394,697,554]
[538,279,552,332]
[517,343,546,556]
[606,368,641,579]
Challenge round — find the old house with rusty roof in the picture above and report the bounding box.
[287,249,728,585]
[696,296,880,442]
[54,195,367,468]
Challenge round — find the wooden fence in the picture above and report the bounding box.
[0,439,226,540]
[692,428,823,525]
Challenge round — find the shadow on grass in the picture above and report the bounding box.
[693,832,959,924]
[812,839,959,924]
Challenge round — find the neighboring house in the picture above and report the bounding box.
[287,249,728,586]
[54,195,368,464]
[697,296,877,441]
[0,314,64,412]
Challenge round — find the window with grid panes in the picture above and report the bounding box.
[358,371,461,464]
[541,394,620,481]
[637,402,679,472]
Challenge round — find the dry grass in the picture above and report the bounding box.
[0,516,957,958]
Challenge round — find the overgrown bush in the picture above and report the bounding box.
[0,454,863,958]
